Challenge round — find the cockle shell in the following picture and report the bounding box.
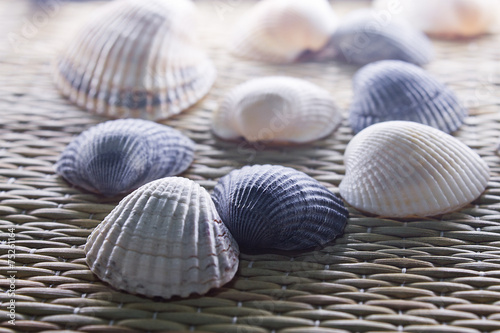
[349,60,467,134]
[212,77,342,144]
[212,165,349,251]
[55,119,194,197]
[85,177,239,299]
[339,121,490,218]
[329,9,433,66]
[231,0,338,63]
[54,0,216,120]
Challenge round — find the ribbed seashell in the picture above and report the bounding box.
[339,121,490,218]
[373,0,499,39]
[55,119,194,197]
[212,165,349,251]
[329,9,433,66]
[53,0,216,120]
[230,0,338,63]
[85,177,239,299]
[212,77,342,144]
[349,60,467,134]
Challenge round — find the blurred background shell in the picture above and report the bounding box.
[85,177,239,299]
[230,0,338,63]
[212,76,342,144]
[349,60,467,134]
[212,164,349,251]
[55,119,194,197]
[53,0,216,120]
[339,121,490,218]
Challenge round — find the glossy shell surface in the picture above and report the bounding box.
[339,121,490,218]
[55,119,194,197]
[85,177,239,299]
[212,165,349,251]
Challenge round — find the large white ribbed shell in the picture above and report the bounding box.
[212,77,342,144]
[85,177,239,299]
[231,0,338,63]
[339,121,490,218]
[54,0,216,120]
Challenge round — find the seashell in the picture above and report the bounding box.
[329,9,433,66]
[55,119,194,197]
[349,60,467,134]
[373,0,499,39]
[339,121,490,218]
[230,0,338,63]
[212,165,349,251]
[212,76,342,144]
[53,0,216,120]
[85,177,239,299]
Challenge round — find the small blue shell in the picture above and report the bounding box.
[56,119,194,196]
[212,165,348,251]
[349,60,467,134]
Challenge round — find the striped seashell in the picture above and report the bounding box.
[53,0,216,120]
[230,0,338,63]
[212,76,342,144]
[212,165,349,251]
[349,60,467,134]
[55,119,194,197]
[339,121,490,218]
[85,177,239,299]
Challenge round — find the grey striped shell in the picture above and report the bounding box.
[55,119,194,197]
[54,0,216,120]
[330,9,433,66]
[349,60,467,134]
[85,177,239,299]
[212,165,349,251]
[339,121,490,218]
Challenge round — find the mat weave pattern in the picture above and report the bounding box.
[1,1,500,332]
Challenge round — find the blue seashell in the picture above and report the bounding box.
[349,60,467,134]
[56,119,194,197]
[212,165,348,251]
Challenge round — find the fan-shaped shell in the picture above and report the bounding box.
[231,0,338,63]
[329,9,433,66]
[53,0,216,120]
[212,77,342,144]
[339,121,490,218]
[212,165,349,251]
[85,177,239,299]
[55,119,194,197]
[349,60,467,134]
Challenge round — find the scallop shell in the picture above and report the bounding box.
[85,177,239,299]
[339,121,490,218]
[212,77,342,144]
[329,9,433,66]
[53,0,216,120]
[55,119,194,197]
[212,165,349,251]
[349,60,467,134]
[231,0,338,63]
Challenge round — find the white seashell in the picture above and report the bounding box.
[339,121,490,218]
[231,0,338,63]
[212,76,342,144]
[85,177,239,299]
[54,0,216,120]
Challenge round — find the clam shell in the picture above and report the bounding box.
[349,60,467,134]
[330,9,433,66]
[212,76,342,144]
[212,165,349,251]
[231,0,337,63]
[54,0,216,120]
[85,177,239,299]
[339,121,490,218]
[55,119,194,197]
